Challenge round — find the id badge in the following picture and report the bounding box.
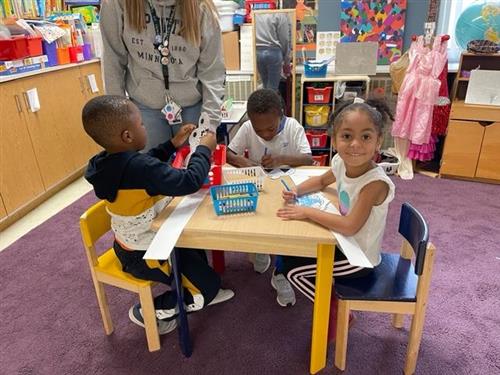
[161,96,182,125]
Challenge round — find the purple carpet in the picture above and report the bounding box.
[1,175,499,375]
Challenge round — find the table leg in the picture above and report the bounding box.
[309,243,334,374]
[171,247,193,357]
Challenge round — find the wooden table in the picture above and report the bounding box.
[153,175,338,374]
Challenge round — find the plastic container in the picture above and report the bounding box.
[69,45,84,63]
[244,0,276,22]
[233,9,246,25]
[304,60,328,78]
[312,154,328,166]
[223,166,266,191]
[210,182,259,216]
[306,86,332,104]
[0,36,29,60]
[57,47,71,65]
[82,43,93,60]
[306,130,328,148]
[304,105,330,127]
[26,36,43,57]
[42,41,58,67]
[219,11,235,32]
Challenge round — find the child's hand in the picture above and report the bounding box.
[282,189,297,203]
[199,131,217,151]
[172,124,196,148]
[276,205,308,220]
[261,154,282,168]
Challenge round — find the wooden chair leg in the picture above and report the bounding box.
[92,280,114,335]
[334,299,350,371]
[404,310,426,375]
[392,313,405,328]
[138,286,161,352]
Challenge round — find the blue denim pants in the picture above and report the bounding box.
[132,99,202,152]
[256,46,283,91]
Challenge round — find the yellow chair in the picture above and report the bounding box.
[79,200,160,351]
[334,203,436,375]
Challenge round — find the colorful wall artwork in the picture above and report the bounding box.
[340,0,407,64]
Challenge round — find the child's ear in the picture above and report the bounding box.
[121,129,133,144]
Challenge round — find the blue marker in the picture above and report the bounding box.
[280,179,291,191]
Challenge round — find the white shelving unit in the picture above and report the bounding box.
[299,74,370,165]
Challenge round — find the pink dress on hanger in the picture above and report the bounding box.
[392,36,448,145]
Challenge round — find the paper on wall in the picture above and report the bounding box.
[143,190,207,260]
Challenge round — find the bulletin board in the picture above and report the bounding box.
[339,0,407,64]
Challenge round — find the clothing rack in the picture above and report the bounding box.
[411,34,450,43]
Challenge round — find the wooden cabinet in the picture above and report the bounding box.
[440,53,500,183]
[0,79,45,214]
[0,61,102,228]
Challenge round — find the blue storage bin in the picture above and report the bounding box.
[304,60,328,78]
[42,40,58,67]
[210,183,258,216]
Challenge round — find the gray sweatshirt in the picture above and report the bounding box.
[100,0,225,126]
[255,13,290,61]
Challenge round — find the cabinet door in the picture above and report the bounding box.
[440,120,484,178]
[79,62,104,100]
[0,194,7,219]
[0,80,45,214]
[476,122,500,181]
[21,69,84,189]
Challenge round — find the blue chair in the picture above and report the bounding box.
[334,203,436,375]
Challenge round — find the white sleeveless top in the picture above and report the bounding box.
[331,154,395,266]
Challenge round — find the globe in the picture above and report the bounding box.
[455,2,500,50]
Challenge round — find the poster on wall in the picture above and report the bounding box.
[340,0,407,64]
[282,0,319,64]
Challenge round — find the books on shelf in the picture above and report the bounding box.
[0,54,48,76]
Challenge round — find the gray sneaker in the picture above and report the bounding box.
[271,272,296,307]
[253,253,271,274]
[128,304,177,335]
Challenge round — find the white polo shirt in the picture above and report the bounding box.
[228,116,311,165]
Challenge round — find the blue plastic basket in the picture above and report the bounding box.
[210,183,258,216]
[304,61,328,78]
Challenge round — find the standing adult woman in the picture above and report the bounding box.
[100,0,225,150]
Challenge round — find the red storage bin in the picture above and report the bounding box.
[69,45,84,63]
[306,130,328,148]
[26,36,43,57]
[306,86,333,104]
[312,154,328,166]
[245,0,277,22]
[0,36,29,61]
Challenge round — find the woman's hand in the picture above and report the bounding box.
[171,123,196,148]
[276,205,308,220]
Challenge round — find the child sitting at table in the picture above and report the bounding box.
[227,88,313,307]
[277,98,395,336]
[82,95,234,335]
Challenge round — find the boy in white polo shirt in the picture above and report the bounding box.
[227,89,313,307]
[227,89,312,169]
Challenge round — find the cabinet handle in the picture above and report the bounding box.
[14,94,23,113]
[78,77,85,93]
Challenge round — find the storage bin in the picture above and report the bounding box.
[82,43,93,60]
[57,47,70,65]
[306,86,332,104]
[304,60,328,78]
[69,46,84,63]
[244,0,276,22]
[219,11,235,32]
[26,36,43,57]
[42,41,58,67]
[0,36,29,61]
[306,130,328,148]
[304,105,330,127]
[312,154,328,166]
[210,182,259,216]
[223,166,266,191]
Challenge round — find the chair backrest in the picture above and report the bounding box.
[398,203,429,275]
[80,200,111,266]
